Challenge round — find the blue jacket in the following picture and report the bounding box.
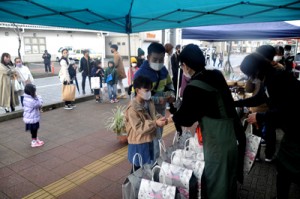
[134,60,174,113]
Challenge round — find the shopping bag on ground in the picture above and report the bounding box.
[122,153,153,199]
[184,137,204,155]
[62,84,76,101]
[243,120,261,173]
[101,85,109,102]
[138,179,177,199]
[91,77,100,89]
[160,162,198,199]
[156,139,177,165]
[138,166,179,199]
[171,151,205,198]
[173,129,193,150]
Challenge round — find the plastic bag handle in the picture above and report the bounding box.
[158,139,166,153]
[152,165,166,184]
[243,119,253,134]
[170,151,182,164]
[132,153,143,172]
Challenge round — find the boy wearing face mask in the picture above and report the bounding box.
[125,76,167,171]
[14,57,34,106]
[133,42,175,161]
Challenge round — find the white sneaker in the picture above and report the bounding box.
[265,158,272,162]
[64,105,73,110]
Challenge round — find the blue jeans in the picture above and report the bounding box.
[107,84,117,100]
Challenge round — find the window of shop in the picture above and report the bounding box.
[24,37,46,54]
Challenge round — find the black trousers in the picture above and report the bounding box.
[44,63,51,72]
[82,73,91,92]
[31,129,38,139]
[264,124,276,159]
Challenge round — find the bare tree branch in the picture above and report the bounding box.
[12,23,22,58]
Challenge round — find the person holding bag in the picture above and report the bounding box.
[91,60,104,103]
[58,48,76,110]
[168,44,245,199]
[104,61,118,103]
[0,53,19,112]
[241,52,300,199]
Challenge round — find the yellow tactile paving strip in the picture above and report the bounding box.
[23,124,176,199]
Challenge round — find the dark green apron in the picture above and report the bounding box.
[189,80,238,199]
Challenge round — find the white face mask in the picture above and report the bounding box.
[273,56,282,62]
[132,63,137,67]
[140,90,151,100]
[149,62,164,71]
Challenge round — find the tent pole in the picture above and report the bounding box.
[128,33,133,84]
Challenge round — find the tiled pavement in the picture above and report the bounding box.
[0,98,299,199]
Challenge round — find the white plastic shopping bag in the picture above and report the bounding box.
[91,77,100,89]
[243,120,261,173]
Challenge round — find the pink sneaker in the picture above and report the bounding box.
[114,99,119,103]
[36,138,44,145]
[31,140,44,148]
[110,100,114,103]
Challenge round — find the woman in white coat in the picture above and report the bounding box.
[58,48,76,110]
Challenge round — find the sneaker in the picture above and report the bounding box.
[31,140,44,148]
[64,105,73,110]
[114,99,119,103]
[265,158,273,162]
[110,100,114,103]
[36,138,44,145]
[96,99,100,103]
[260,139,266,147]
[71,104,76,108]
[82,90,86,95]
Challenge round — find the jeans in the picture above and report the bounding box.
[82,73,91,93]
[107,84,117,100]
[44,63,51,72]
[218,60,223,67]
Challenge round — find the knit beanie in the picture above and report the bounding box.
[138,48,145,57]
